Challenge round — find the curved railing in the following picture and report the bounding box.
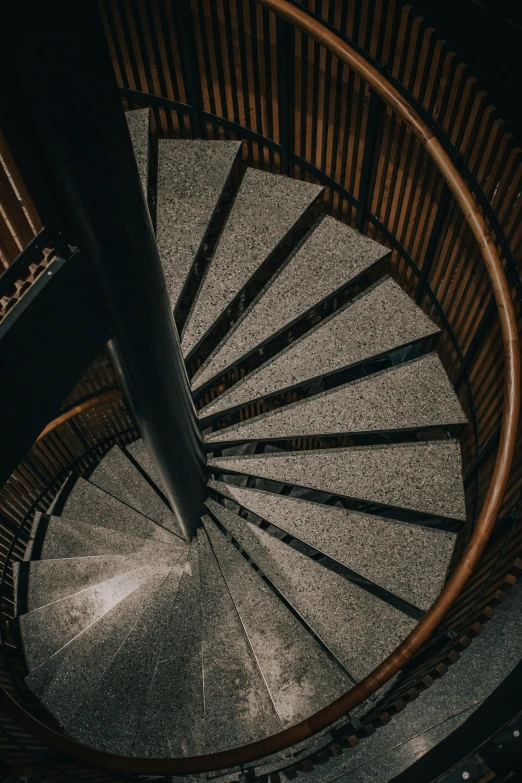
[0,0,520,778]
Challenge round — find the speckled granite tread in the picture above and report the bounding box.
[203,516,349,725]
[181,169,323,356]
[88,445,182,536]
[199,524,282,752]
[20,565,168,672]
[208,482,455,611]
[198,277,439,413]
[126,439,166,498]
[133,539,205,757]
[35,515,184,561]
[192,220,391,391]
[205,354,468,444]
[62,477,175,544]
[126,109,149,197]
[19,550,175,613]
[206,499,416,681]
[25,566,173,726]
[157,140,241,312]
[63,557,189,755]
[208,440,466,520]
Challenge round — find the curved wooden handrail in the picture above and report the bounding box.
[36,390,123,441]
[0,1,519,775]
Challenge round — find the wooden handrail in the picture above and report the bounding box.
[0,1,519,774]
[36,390,123,441]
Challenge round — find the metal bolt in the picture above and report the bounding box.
[462,773,470,781]
[514,730,520,737]
[47,271,52,275]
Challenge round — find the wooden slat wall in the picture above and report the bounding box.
[0,133,41,270]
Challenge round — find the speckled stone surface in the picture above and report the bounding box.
[126,439,166,496]
[205,354,468,443]
[65,557,187,754]
[133,540,205,757]
[157,140,241,311]
[181,169,323,356]
[20,566,160,672]
[198,525,282,751]
[193,218,390,389]
[25,567,170,726]
[206,500,416,681]
[210,483,455,611]
[61,477,175,544]
[39,515,184,560]
[126,109,149,197]
[209,440,466,520]
[88,445,181,536]
[21,555,166,613]
[204,516,349,726]
[199,277,439,411]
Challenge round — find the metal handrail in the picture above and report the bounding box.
[0,1,519,775]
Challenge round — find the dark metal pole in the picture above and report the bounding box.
[0,1,207,540]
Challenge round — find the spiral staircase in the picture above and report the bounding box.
[6,111,472,759]
[0,1,521,782]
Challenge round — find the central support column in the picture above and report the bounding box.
[0,0,207,540]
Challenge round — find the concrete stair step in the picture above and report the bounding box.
[206,499,416,682]
[157,139,241,313]
[19,565,166,672]
[133,539,205,757]
[203,515,349,727]
[208,440,466,521]
[181,169,323,356]
[25,565,172,726]
[209,482,456,611]
[61,477,175,544]
[88,445,182,537]
[193,220,391,392]
[63,556,188,755]
[28,514,184,561]
[198,525,282,752]
[205,354,467,444]
[199,277,438,414]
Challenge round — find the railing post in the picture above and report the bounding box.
[356,90,385,232]
[171,0,205,139]
[276,16,294,175]
[0,0,207,541]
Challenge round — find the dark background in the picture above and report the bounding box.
[401,0,522,142]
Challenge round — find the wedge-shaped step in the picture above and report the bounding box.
[126,109,150,196]
[210,483,455,611]
[206,354,467,444]
[18,553,173,613]
[25,566,171,726]
[182,169,323,356]
[199,526,282,752]
[61,477,175,544]
[65,558,187,754]
[133,540,205,757]
[207,500,416,681]
[193,220,391,391]
[209,441,466,520]
[199,278,439,414]
[88,445,182,537]
[157,140,241,312]
[126,439,166,498]
[203,517,349,726]
[20,566,161,672]
[33,515,184,561]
